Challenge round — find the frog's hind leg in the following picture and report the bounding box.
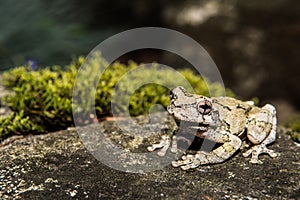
[243,104,278,164]
[259,104,277,146]
[172,129,242,170]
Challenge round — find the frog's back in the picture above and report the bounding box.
[211,97,252,135]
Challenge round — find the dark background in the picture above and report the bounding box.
[0,0,299,121]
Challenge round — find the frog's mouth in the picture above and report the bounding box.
[174,118,209,132]
[168,105,211,125]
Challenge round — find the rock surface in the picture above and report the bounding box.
[0,113,299,199]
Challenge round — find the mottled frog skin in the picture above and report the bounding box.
[147,86,278,170]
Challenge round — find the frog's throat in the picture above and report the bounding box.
[174,118,209,129]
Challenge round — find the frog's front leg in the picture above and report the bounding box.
[172,129,242,170]
[147,135,172,156]
[242,104,278,164]
[147,133,193,156]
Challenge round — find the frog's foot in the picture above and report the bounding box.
[147,135,171,156]
[172,152,207,170]
[242,145,277,164]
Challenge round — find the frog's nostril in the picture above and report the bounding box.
[169,91,174,100]
[169,89,178,100]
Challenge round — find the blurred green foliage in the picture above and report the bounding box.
[0,0,115,69]
[0,0,171,69]
[1,53,232,139]
[0,0,178,70]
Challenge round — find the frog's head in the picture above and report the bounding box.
[167,86,215,125]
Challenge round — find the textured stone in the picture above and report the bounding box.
[0,113,299,199]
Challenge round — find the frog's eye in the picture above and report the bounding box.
[197,99,212,115]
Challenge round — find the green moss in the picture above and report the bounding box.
[0,111,43,139]
[3,62,78,131]
[284,116,300,143]
[1,53,233,139]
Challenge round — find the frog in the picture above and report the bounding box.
[147,86,278,170]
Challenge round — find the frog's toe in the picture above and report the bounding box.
[181,154,194,160]
[250,157,263,165]
[266,149,278,158]
[243,145,277,164]
[172,159,201,170]
[147,143,165,152]
[242,149,252,158]
[171,159,191,167]
[147,143,169,156]
[147,146,156,152]
[180,162,200,170]
[171,154,196,167]
[180,165,191,170]
[243,148,263,164]
[147,135,171,156]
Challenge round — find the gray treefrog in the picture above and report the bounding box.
[147,86,278,170]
